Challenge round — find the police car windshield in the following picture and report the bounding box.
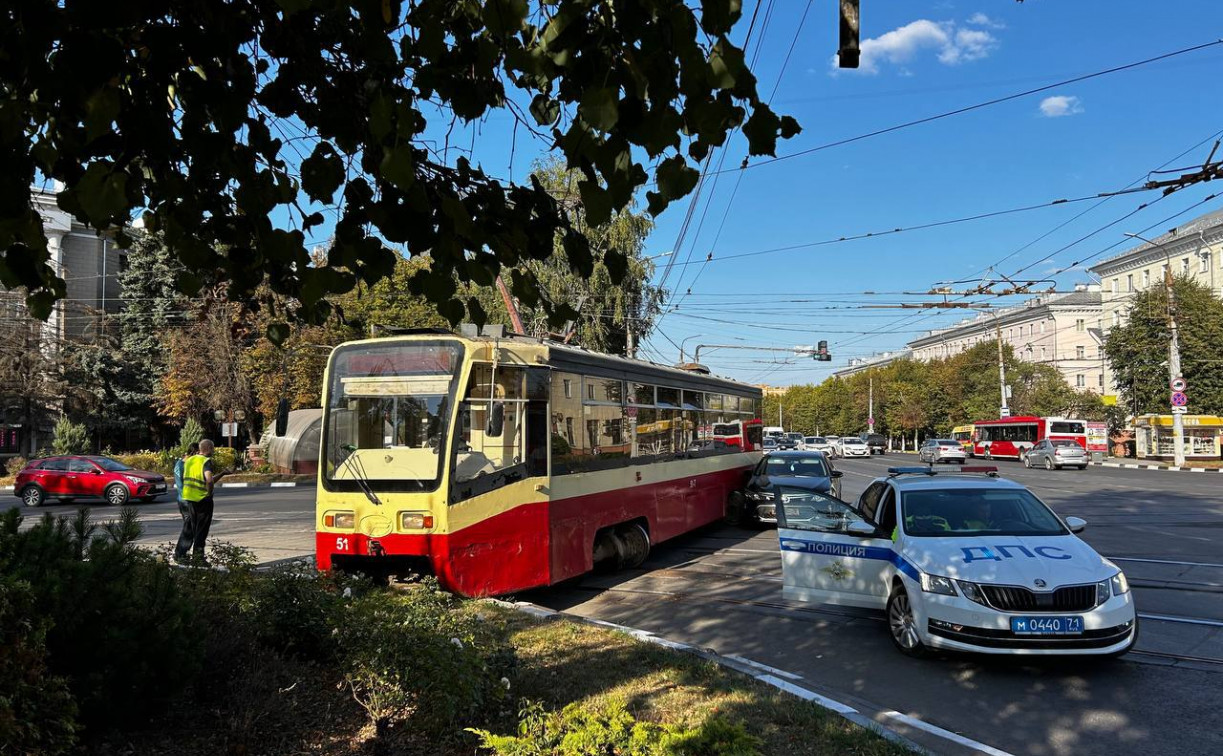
[901,488,1067,537]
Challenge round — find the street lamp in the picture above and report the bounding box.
[1123,232,1185,466]
[643,251,673,262]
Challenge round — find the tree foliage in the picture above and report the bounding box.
[1104,275,1223,416]
[763,342,1104,439]
[0,0,798,340]
[51,416,88,455]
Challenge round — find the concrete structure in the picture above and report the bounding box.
[755,384,787,398]
[1089,207,1223,402]
[832,349,910,378]
[907,285,1104,394]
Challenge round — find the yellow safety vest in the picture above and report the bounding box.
[182,455,210,502]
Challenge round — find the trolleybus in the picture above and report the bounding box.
[971,416,1087,460]
[951,424,975,454]
[309,330,764,596]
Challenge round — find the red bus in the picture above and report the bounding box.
[711,418,763,449]
[309,332,764,596]
[972,416,1087,460]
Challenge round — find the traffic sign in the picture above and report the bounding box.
[1170,377,1188,392]
[1171,391,1188,407]
[1171,405,1188,414]
[868,417,875,426]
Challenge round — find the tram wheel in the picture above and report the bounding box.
[618,523,651,569]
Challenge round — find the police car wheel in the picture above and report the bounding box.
[887,585,929,657]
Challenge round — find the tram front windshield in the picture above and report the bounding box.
[323,342,463,492]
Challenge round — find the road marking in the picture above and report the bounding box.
[1111,556,1223,569]
[220,482,250,488]
[881,710,1016,756]
[1139,612,1223,628]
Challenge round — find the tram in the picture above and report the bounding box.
[309,330,764,596]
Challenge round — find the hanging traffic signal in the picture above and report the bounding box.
[814,340,832,361]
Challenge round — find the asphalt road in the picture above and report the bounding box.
[5,458,1222,754]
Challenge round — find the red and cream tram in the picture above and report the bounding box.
[312,331,763,596]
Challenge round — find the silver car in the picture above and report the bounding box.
[1023,439,1088,470]
[918,439,967,464]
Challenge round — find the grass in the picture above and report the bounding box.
[476,605,912,756]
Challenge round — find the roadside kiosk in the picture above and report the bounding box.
[1132,414,1223,461]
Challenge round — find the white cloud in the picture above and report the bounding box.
[1039,95,1084,118]
[832,18,998,74]
[966,12,1005,28]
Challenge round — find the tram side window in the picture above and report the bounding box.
[453,366,527,486]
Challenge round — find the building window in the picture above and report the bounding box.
[1141,269,1149,288]
[1040,347,1047,361]
[1111,278,1118,294]
[1075,318,1085,332]
[1076,375,1085,388]
[1126,274,1133,292]
[1076,346,1085,359]
[1099,373,1104,387]
[1201,255,1210,273]
[1181,257,1190,275]
[1040,321,1046,334]
[563,379,572,398]
[1111,311,1120,327]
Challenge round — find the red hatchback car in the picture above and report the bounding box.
[15,456,168,507]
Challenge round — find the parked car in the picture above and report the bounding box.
[14,455,168,507]
[839,437,870,457]
[1023,439,1089,470]
[761,437,779,454]
[860,433,887,455]
[777,434,800,450]
[737,451,844,525]
[802,436,835,455]
[824,435,842,457]
[919,439,968,464]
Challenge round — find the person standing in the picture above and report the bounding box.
[175,439,217,565]
[173,442,199,542]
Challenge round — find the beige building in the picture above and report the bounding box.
[1089,207,1223,402]
[907,286,1105,393]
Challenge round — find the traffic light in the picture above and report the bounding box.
[813,340,832,362]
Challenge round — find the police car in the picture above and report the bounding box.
[774,467,1137,657]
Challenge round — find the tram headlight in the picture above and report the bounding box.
[400,512,435,530]
[324,511,354,529]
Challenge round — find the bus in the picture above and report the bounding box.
[711,418,763,449]
[971,416,1087,459]
[951,424,975,454]
[309,331,764,597]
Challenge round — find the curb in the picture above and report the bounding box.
[1,481,304,493]
[485,599,1013,756]
[1090,461,1223,473]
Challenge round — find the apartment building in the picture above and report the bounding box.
[907,286,1104,393]
[1089,207,1223,402]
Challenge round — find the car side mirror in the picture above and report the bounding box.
[486,401,505,437]
[846,521,877,537]
[1065,516,1087,534]
[275,398,289,437]
[831,470,843,478]
[91,469,102,475]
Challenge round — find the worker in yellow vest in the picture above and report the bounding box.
[175,438,218,565]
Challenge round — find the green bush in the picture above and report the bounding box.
[113,450,169,475]
[0,508,197,731]
[178,417,204,454]
[5,455,27,476]
[343,581,517,737]
[213,446,239,472]
[469,700,761,756]
[51,416,88,455]
[0,577,78,755]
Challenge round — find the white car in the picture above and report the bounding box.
[802,436,835,455]
[775,466,1136,657]
[839,437,870,457]
[824,436,842,457]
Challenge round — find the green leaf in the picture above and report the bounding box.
[482,0,528,36]
[603,248,628,285]
[741,106,782,157]
[379,145,416,191]
[699,0,742,36]
[529,93,560,126]
[562,229,593,278]
[578,180,612,227]
[780,114,802,139]
[707,40,747,91]
[69,162,130,226]
[369,94,393,140]
[655,156,699,200]
[300,143,346,203]
[578,88,619,131]
[84,88,121,144]
[266,322,291,346]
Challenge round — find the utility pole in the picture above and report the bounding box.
[1166,264,1186,466]
[868,374,874,431]
[995,313,1009,418]
[1125,232,1186,466]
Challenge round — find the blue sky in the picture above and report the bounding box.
[632,0,1223,386]
[294,1,1221,386]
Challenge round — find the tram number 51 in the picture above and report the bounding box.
[335,537,352,552]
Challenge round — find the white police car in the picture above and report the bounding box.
[774,466,1137,657]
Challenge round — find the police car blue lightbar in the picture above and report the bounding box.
[887,467,937,476]
[887,466,999,477]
